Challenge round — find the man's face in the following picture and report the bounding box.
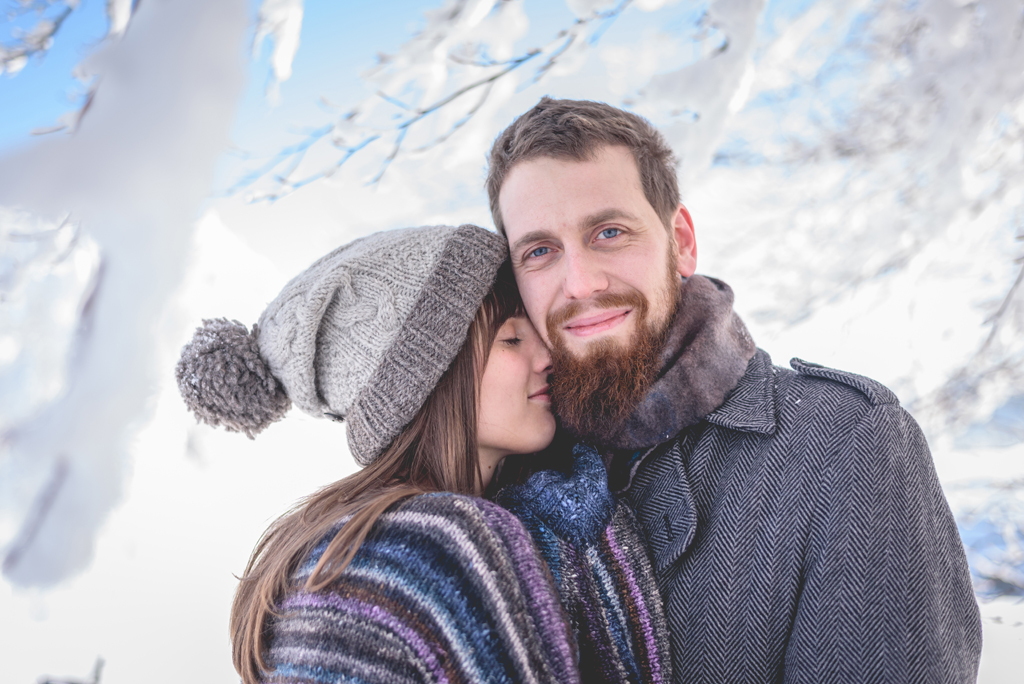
[499,145,697,360]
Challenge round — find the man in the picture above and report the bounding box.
[487,98,982,683]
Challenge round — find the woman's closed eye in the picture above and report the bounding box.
[501,336,522,346]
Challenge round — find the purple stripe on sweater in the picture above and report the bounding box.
[475,499,580,684]
[606,523,664,684]
[282,591,449,684]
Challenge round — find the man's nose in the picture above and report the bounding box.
[561,249,607,300]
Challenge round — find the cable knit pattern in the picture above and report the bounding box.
[498,445,673,684]
[264,494,579,684]
[254,224,508,465]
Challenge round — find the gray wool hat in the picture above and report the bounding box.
[176,224,508,466]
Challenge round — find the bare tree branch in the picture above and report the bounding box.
[234,0,634,201]
[981,255,1024,351]
[38,657,105,684]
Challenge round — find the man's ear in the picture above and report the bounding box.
[671,203,697,277]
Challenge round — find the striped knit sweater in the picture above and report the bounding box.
[497,444,673,684]
[264,493,579,684]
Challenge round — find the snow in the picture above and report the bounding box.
[0,0,247,587]
[978,598,1024,681]
[0,209,356,683]
[105,0,133,37]
[253,0,305,103]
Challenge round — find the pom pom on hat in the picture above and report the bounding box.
[176,318,291,438]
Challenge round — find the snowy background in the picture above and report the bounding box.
[1,0,1023,681]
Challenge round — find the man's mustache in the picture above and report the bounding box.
[546,290,648,341]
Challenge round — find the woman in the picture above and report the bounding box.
[176,224,670,684]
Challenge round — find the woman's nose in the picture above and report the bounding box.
[534,340,552,374]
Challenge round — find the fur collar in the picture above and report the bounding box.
[604,275,757,450]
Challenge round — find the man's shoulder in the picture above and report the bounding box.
[695,353,929,490]
[763,356,924,462]
[704,349,900,437]
[782,357,899,408]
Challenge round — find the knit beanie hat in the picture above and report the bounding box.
[176,224,508,466]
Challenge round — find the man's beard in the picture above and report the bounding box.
[547,274,680,446]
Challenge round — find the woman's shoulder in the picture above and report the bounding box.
[371,492,532,545]
[370,493,540,562]
[392,490,509,520]
[294,492,541,589]
[270,491,577,684]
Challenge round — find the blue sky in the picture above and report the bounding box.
[0,0,588,158]
[1,0,108,149]
[0,0,438,152]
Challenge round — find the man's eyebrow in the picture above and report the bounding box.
[579,208,640,230]
[510,230,554,257]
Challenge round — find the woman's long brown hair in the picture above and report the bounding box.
[230,264,525,684]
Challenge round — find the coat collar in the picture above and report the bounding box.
[704,348,777,436]
[603,278,781,496]
[606,350,777,495]
[605,275,758,451]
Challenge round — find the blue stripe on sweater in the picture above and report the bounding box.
[354,529,513,682]
[273,662,372,684]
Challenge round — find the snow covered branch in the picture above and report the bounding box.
[0,0,144,77]
[253,0,304,103]
[38,657,105,684]
[0,0,77,76]
[0,0,248,588]
[233,0,635,201]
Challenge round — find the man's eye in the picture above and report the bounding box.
[527,246,551,259]
[597,228,622,240]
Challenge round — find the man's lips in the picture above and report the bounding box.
[563,308,631,337]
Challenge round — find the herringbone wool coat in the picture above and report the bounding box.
[615,348,982,683]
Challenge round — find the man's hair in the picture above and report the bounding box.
[486,97,680,235]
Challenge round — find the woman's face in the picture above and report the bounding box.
[477,315,555,492]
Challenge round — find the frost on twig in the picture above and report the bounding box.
[689,0,1024,434]
[253,0,304,104]
[2,0,141,137]
[922,247,1024,435]
[233,0,634,201]
[38,657,105,684]
[0,0,77,76]
[105,0,132,37]
[0,0,140,76]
